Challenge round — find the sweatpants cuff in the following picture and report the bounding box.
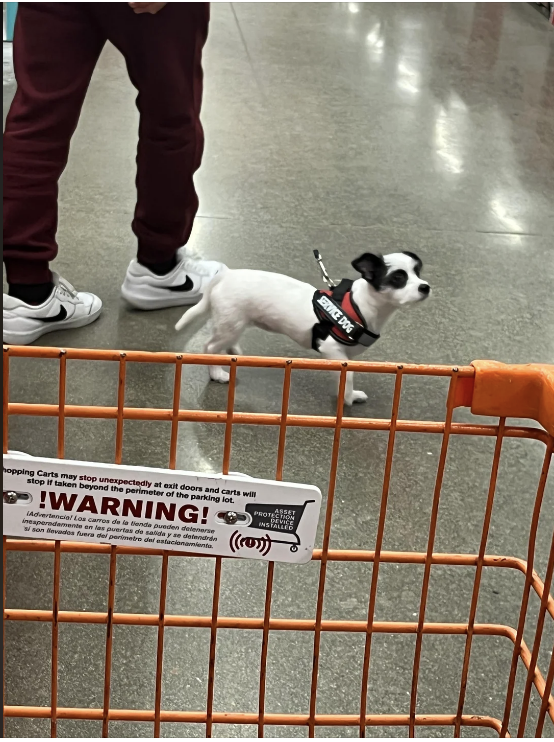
[137,242,182,266]
[3,258,52,285]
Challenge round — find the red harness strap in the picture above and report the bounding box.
[312,278,380,351]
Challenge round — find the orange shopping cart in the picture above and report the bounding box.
[3,345,553,738]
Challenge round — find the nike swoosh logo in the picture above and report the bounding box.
[39,306,68,323]
[168,276,194,293]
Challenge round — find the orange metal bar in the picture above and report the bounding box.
[500,439,553,736]
[359,365,403,737]
[101,547,117,737]
[206,359,237,737]
[409,370,459,736]
[6,401,549,444]
[206,557,222,738]
[308,364,348,737]
[3,537,7,738]
[222,358,237,475]
[1,707,507,733]
[153,552,169,738]
[258,361,291,736]
[0,613,540,637]
[471,360,554,436]
[517,530,554,736]
[57,351,67,459]
[2,344,475,376]
[152,363,182,736]
[454,417,506,736]
[114,354,127,465]
[258,562,274,738]
[5,625,548,726]
[0,541,539,568]
[168,355,183,470]
[536,641,554,737]
[275,360,292,482]
[50,542,61,738]
[4,540,553,616]
[3,347,9,453]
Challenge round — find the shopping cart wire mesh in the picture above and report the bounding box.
[3,346,553,738]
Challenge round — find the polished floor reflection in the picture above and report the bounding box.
[3,3,554,738]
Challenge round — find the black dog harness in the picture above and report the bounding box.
[312,279,380,352]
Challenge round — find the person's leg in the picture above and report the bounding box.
[97,2,209,269]
[3,3,105,345]
[3,2,105,297]
[93,2,225,310]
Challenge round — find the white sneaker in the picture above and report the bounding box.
[121,249,226,310]
[3,274,102,346]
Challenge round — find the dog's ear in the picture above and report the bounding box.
[352,253,386,288]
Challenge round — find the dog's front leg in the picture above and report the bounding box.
[343,370,368,406]
[319,342,368,406]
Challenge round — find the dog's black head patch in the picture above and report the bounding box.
[352,253,387,290]
[402,251,423,277]
[384,269,408,289]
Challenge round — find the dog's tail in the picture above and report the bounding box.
[174,268,225,333]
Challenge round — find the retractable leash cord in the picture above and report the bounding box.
[311,250,380,351]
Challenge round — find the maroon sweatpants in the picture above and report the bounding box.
[3,2,209,285]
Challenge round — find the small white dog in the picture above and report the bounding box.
[176,252,430,406]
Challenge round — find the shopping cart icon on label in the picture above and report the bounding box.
[242,499,316,553]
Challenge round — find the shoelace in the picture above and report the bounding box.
[55,277,79,301]
[180,256,216,278]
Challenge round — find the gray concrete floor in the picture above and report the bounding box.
[3,2,554,738]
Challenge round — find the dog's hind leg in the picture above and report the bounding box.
[204,325,245,384]
[205,336,232,383]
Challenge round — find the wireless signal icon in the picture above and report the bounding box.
[229,530,272,557]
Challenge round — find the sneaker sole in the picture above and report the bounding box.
[120,285,204,310]
[3,306,103,346]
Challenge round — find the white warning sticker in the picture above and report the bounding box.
[3,453,321,564]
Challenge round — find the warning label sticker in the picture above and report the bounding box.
[3,453,321,564]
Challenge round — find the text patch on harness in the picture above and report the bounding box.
[316,295,357,334]
[312,278,380,351]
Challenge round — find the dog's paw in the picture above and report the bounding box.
[210,368,230,384]
[352,390,368,404]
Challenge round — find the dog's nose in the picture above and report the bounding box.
[418,284,430,296]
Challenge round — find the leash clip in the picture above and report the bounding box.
[313,250,337,289]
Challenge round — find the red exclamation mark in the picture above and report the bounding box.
[40,491,46,509]
[201,507,209,525]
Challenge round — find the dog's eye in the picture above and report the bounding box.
[387,270,408,289]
